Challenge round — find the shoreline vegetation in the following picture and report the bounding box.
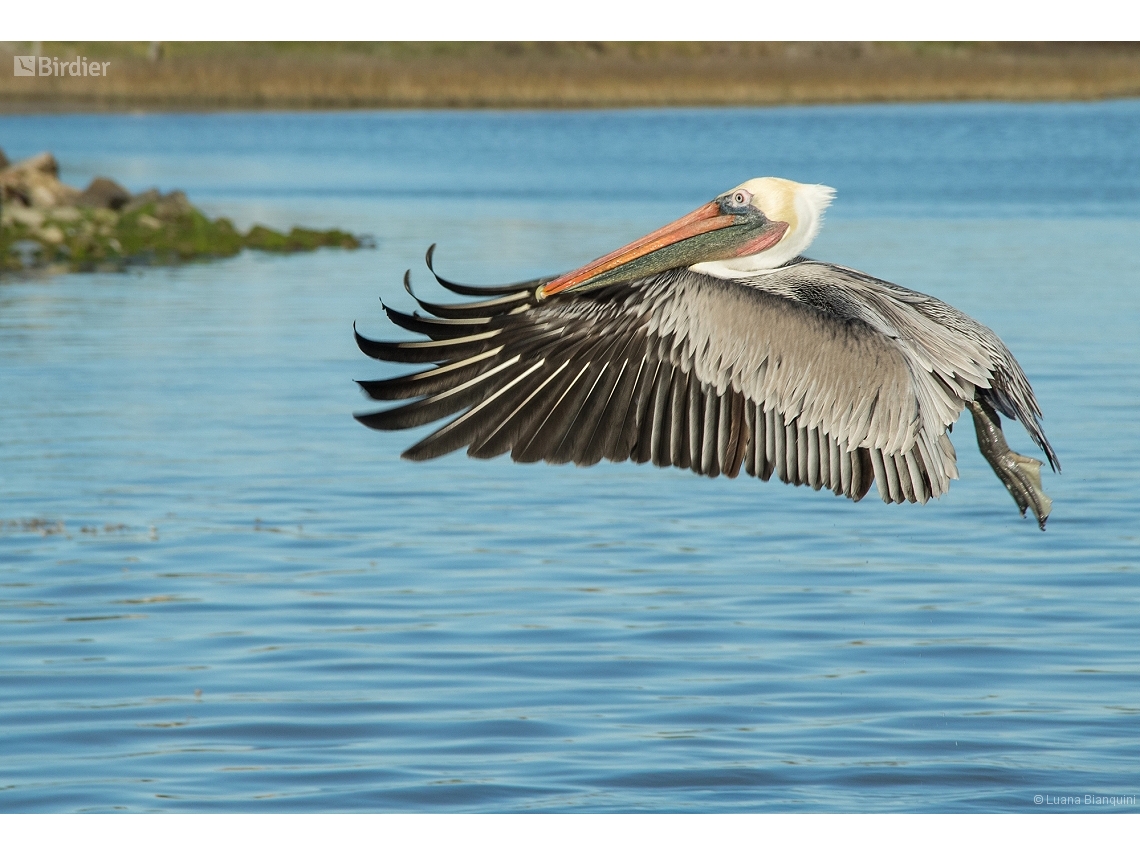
[2,42,1140,111]
[0,149,363,273]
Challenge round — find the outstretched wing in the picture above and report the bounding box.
[355,251,1051,505]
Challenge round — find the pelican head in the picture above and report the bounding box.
[538,177,836,299]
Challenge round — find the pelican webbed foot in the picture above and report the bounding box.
[967,398,1052,530]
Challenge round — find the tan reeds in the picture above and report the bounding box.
[2,42,1139,111]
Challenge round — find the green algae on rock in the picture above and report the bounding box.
[0,148,364,273]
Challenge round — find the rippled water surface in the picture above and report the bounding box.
[2,104,1138,811]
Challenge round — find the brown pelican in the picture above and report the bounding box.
[355,178,1058,529]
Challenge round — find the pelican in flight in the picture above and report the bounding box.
[355,178,1058,528]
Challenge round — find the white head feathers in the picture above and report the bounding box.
[691,177,836,277]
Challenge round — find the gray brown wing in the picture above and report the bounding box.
[353,261,969,504]
[738,260,1057,471]
[639,267,961,503]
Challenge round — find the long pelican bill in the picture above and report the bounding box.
[536,199,788,300]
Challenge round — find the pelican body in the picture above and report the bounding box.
[355,178,1058,528]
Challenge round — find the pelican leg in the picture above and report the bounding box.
[967,398,1052,530]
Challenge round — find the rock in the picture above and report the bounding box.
[154,190,193,219]
[32,183,80,208]
[49,206,82,223]
[13,152,60,177]
[121,188,161,214]
[6,207,44,228]
[0,151,79,208]
[0,148,8,170]
[77,177,132,210]
[120,188,190,219]
[37,225,65,244]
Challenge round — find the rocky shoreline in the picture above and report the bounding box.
[0,148,364,273]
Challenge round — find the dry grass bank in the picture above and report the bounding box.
[2,42,1140,111]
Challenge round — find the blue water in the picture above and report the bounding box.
[1,104,1138,812]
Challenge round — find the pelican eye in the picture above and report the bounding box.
[719,189,754,215]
